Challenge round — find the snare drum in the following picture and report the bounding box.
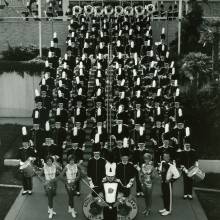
[187,166,205,182]
[20,161,35,177]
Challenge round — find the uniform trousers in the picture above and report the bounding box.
[183,172,193,195]
[22,175,32,191]
[161,182,172,212]
[103,206,117,220]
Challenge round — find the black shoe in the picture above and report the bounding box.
[28,191,32,195]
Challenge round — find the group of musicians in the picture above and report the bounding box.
[18,10,199,220]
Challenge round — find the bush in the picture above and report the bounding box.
[181,81,220,159]
[179,52,213,89]
[2,44,48,61]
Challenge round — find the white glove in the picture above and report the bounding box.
[126,183,132,188]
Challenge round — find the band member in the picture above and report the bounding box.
[18,127,36,195]
[116,148,135,197]
[59,155,82,218]
[38,156,62,219]
[158,152,180,216]
[139,153,156,216]
[132,142,147,196]
[70,122,86,149]
[42,122,59,160]
[180,135,198,199]
[87,144,106,195]
[98,162,124,220]
[29,121,45,166]
[63,142,83,195]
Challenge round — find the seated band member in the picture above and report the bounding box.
[139,153,157,216]
[116,148,135,197]
[158,152,180,216]
[59,155,82,218]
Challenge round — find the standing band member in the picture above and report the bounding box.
[87,143,106,195]
[38,156,62,219]
[60,155,82,218]
[116,148,135,197]
[139,153,156,216]
[98,162,123,220]
[18,127,36,195]
[180,135,198,199]
[158,152,180,216]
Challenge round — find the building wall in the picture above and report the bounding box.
[0,21,69,56]
[0,72,40,117]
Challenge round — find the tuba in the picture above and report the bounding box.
[115,5,124,17]
[104,5,114,16]
[146,4,155,15]
[84,5,94,16]
[124,6,134,16]
[72,5,82,17]
[135,5,145,17]
[94,6,103,17]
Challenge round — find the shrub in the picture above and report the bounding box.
[2,44,48,61]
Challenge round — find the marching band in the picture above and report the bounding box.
[12,3,206,219]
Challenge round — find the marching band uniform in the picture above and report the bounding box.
[139,153,156,216]
[180,136,198,199]
[87,144,106,195]
[116,148,135,197]
[18,127,36,195]
[100,162,123,220]
[38,157,62,219]
[158,155,180,216]
[132,143,148,196]
[59,157,81,218]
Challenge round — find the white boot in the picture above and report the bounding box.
[48,209,53,219]
[68,206,72,213]
[71,209,76,218]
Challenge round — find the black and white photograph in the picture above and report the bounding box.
[0,0,219,219]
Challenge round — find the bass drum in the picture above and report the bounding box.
[83,194,103,220]
[83,194,138,220]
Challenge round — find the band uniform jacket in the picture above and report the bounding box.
[71,107,87,124]
[52,127,67,147]
[112,124,130,141]
[87,157,106,186]
[116,162,136,186]
[180,149,198,169]
[18,147,36,162]
[42,143,58,160]
[159,160,180,182]
[101,178,123,205]
[70,128,86,147]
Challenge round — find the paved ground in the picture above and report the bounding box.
[5,176,208,220]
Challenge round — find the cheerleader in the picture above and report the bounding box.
[59,155,82,218]
[38,156,61,219]
[139,153,156,216]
